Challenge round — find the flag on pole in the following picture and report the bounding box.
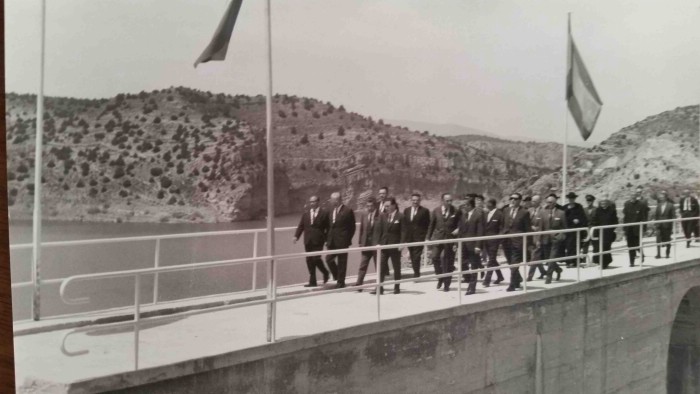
[194,0,244,68]
[566,20,603,141]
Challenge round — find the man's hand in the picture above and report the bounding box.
[573,219,580,225]
[451,229,459,236]
[293,237,298,244]
[475,247,481,254]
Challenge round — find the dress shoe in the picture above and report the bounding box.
[304,283,317,288]
[335,283,345,289]
[465,290,474,296]
[493,279,502,285]
[483,282,490,288]
[545,276,552,284]
[394,288,401,294]
[687,242,691,248]
[369,289,384,295]
[443,287,450,292]
[537,274,545,280]
[556,271,561,281]
[506,286,516,292]
[323,272,329,284]
[437,280,443,290]
[526,276,534,282]
[655,255,661,259]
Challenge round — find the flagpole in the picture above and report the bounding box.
[32,0,47,321]
[562,12,571,202]
[264,0,276,343]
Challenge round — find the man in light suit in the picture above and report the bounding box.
[653,190,676,259]
[293,195,330,287]
[403,193,431,278]
[427,193,461,292]
[456,198,485,295]
[355,197,382,291]
[539,194,567,284]
[527,194,547,281]
[501,192,531,292]
[325,192,356,288]
[483,198,505,287]
[680,189,700,247]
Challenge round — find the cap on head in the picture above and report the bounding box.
[566,192,578,199]
[585,194,595,202]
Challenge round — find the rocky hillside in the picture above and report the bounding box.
[449,134,585,170]
[5,88,553,223]
[529,105,700,203]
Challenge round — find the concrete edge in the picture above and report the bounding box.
[52,258,700,393]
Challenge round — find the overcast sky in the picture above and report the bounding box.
[5,0,700,146]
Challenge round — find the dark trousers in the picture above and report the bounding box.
[379,248,402,291]
[326,249,348,285]
[355,250,378,285]
[503,237,523,288]
[564,230,585,266]
[408,246,424,277]
[592,231,615,268]
[681,217,699,242]
[304,244,329,285]
[656,226,672,257]
[483,240,504,284]
[527,243,547,279]
[460,246,481,293]
[626,233,644,264]
[544,240,564,277]
[432,242,455,289]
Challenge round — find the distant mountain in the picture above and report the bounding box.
[387,119,498,139]
[448,134,585,170]
[529,105,700,202]
[5,88,553,223]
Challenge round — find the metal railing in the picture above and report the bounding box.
[56,216,700,370]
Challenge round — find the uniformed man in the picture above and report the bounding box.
[622,186,650,266]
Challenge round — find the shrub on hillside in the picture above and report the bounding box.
[300,134,309,144]
[150,167,163,177]
[337,126,345,136]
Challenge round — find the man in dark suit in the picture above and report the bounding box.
[623,186,650,266]
[354,197,382,290]
[374,198,405,295]
[501,192,531,292]
[582,194,597,263]
[590,196,618,268]
[653,190,676,259]
[377,186,389,213]
[563,192,588,268]
[403,193,431,278]
[325,192,356,288]
[539,194,567,284]
[456,199,485,295]
[293,195,330,287]
[483,198,505,287]
[427,193,461,292]
[680,189,700,247]
[527,194,547,281]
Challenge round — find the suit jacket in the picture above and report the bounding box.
[358,209,382,247]
[529,206,544,244]
[564,202,588,229]
[294,208,329,247]
[427,205,461,241]
[680,197,700,217]
[590,205,618,241]
[501,206,531,246]
[623,199,650,236]
[584,205,597,225]
[327,204,356,249]
[379,211,405,245]
[403,205,430,242]
[653,202,676,232]
[484,209,504,237]
[457,209,485,251]
[538,207,567,244]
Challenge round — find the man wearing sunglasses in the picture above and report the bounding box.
[500,193,531,291]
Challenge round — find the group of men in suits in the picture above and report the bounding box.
[294,185,700,295]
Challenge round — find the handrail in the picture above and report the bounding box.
[56,215,700,369]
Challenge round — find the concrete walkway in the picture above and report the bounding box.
[14,238,700,389]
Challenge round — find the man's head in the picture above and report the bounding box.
[486,198,497,211]
[510,192,523,208]
[545,194,557,208]
[329,192,341,207]
[475,195,485,208]
[566,192,578,204]
[463,198,476,212]
[378,187,389,201]
[365,196,377,212]
[411,193,422,207]
[634,186,643,200]
[308,195,319,209]
[658,190,668,202]
[600,196,610,209]
[522,196,532,209]
[585,194,595,206]
[531,194,541,208]
[441,193,453,208]
[682,189,690,198]
[386,197,398,214]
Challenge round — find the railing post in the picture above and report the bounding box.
[376,245,382,321]
[639,223,644,267]
[673,220,677,264]
[134,274,141,371]
[599,230,604,278]
[152,239,161,305]
[271,255,277,342]
[252,232,259,291]
[576,230,581,282]
[522,235,527,293]
[457,241,463,305]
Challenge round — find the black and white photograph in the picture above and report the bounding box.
[3,0,700,392]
